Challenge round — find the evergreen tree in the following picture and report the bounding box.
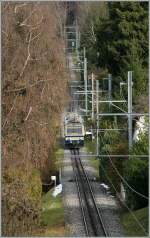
[96,2,148,95]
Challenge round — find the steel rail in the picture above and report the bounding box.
[74,152,97,236]
[71,155,89,236]
[73,149,108,236]
[77,155,108,237]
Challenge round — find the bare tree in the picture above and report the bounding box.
[2,2,69,236]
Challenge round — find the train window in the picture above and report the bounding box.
[67,127,82,134]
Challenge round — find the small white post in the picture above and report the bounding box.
[51,176,56,188]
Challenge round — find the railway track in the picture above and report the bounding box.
[71,149,108,237]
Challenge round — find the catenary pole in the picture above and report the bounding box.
[84,47,88,116]
[128,71,133,151]
[92,73,94,120]
[75,19,78,52]
[96,80,99,157]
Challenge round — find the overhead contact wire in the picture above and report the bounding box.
[99,133,149,200]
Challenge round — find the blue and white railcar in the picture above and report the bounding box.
[64,113,85,149]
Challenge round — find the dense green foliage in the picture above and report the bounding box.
[78,2,148,211]
[80,2,148,97]
[99,128,128,194]
[124,133,148,209]
[121,207,148,236]
[99,2,148,95]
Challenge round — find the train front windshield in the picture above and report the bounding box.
[67,126,82,134]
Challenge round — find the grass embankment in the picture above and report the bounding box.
[121,207,149,237]
[55,148,64,170]
[41,190,65,236]
[85,139,100,179]
[37,148,66,236]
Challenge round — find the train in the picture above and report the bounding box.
[64,112,85,149]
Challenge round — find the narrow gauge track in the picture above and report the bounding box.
[71,149,108,237]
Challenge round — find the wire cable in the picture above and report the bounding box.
[99,133,149,200]
[100,163,148,236]
[111,102,127,113]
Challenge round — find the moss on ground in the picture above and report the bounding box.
[121,207,149,237]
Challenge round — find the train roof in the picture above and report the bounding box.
[64,112,83,124]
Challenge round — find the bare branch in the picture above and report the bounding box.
[2,95,19,129]
[19,32,32,78]
[28,16,44,30]
[2,30,8,38]
[40,84,46,100]
[90,22,96,42]
[30,52,47,61]
[29,79,52,87]
[28,120,48,126]
[54,4,64,38]
[34,15,44,26]
[14,3,27,14]
[19,54,30,78]
[30,32,41,42]
[20,15,44,30]
[25,107,32,121]
[5,78,53,93]
[27,32,32,55]
[17,16,43,79]
[19,8,37,26]
[5,86,27,93]
[30,57,44,61]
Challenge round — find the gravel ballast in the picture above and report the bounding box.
[62,148,124,237]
